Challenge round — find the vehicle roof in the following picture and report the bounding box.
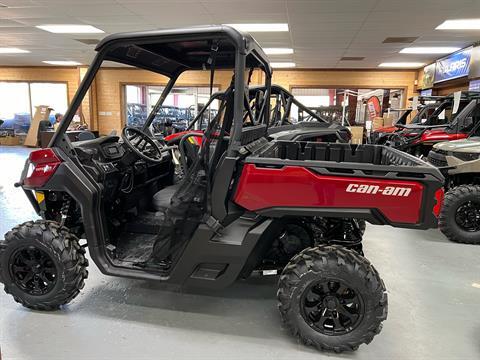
[409,92,480,102]
[95,25,271,78]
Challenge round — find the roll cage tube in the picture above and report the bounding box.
[142,75,178,131]
[48,26,272,158]
[187,91,225,131]
[49,51,104,149]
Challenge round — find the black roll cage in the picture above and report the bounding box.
[50,25,272,158]
[183,84,331,131]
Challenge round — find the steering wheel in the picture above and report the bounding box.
[121,126,164,163]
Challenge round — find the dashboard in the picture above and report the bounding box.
[101,142,125,160]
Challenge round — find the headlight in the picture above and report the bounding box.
[454,152,480,161]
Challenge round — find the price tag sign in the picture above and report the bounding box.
[453,91,462,114]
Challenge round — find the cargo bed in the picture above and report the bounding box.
[234,141,444,229]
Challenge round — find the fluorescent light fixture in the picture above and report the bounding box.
[36,24,104,34]
[400,47,461,54]
[264,48,294,55]
[43,61,82,66]
[378,62,425,68]
[0,47,30,54]
[225,23,288,32]
[436,19,480,30]
[271,62,296,68]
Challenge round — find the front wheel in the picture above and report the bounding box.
[277,245,387,352]
[439,185,480,244]
[0,220,88,310]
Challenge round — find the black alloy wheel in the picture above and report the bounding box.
[439,185,480,244]
[9,246,58,296]
[301,279,363,335]
[455,201,480,232]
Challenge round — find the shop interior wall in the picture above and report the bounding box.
[415,67,469,96]
[0,66,419,135]
[271,69,418,100]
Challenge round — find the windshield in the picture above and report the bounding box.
[410,104,436,124]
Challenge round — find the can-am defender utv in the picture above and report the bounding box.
[383,92,476,157]
[0,26,444,352]
[428,97,480,244]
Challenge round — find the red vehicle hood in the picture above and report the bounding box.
[420,128,468,143]
[373,125,397,134]
[164,130,203,143]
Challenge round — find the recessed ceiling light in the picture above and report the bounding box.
[225,23,289,32]
[400,47,461,54]
[0,47,30,54]
[36,24,104,34]
[378,62,425,68]
[43,61,82,66]
[264,48,294,55]
[271,62,296,68]
[436,19,480,30]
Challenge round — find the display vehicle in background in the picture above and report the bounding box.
[164,84,352,147]
[428,112,480,245]
[381,92,479,157]
[0,26,444,352]
[370,95,452,143]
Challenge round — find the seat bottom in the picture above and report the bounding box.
[152,183,180,211]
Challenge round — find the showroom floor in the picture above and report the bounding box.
[1,146,480,360]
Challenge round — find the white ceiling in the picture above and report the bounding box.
[0,0,479,68]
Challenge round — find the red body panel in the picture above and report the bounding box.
[418,129,468,143]
[164,130,203,143]
[373,125,397,134]
[234,164,425,224]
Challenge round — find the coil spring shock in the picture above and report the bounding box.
[309,217,364,255]
[59,195,71,227]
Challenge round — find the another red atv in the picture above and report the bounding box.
[370,95,444,143]
[382,92,478,157]
[0,26,444,352]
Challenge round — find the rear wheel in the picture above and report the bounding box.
[0,220,88,310]
[439,185,480,244]
[277,245,387,352]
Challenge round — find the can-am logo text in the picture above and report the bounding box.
[346,184,412,197]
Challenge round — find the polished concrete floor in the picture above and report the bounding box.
[1,145,480,360]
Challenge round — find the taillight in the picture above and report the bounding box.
[23,148,61,188]
[433,188,444,217]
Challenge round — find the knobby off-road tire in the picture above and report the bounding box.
[439,185,480,244]
[277,245,387,352]
[0,220,88,310]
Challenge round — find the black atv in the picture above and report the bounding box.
[0,26,444,352]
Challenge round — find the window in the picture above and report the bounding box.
[0,82,30,133]
[291,87,404,126]
[0,82,68,133]
[125,84,219,135]
[30,83,68,121]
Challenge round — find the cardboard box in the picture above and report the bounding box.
[0,136,20,146]
[348,126,364,144]
[383,115,394,127]
[24,105,53,147]
[372,117,384,130]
